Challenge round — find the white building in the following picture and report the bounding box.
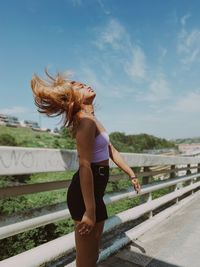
[0,114,20,127]
[22,120,40,129]
[0,114,59,134]
[178,143,200,155]
[0,114,41,130]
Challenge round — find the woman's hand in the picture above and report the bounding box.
[131,177,141,194]
[76,210,96,236]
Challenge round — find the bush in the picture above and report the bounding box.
[0,224,58,260]
[60,126,71,138]
[53,139,60,148]
[0,134,18,146]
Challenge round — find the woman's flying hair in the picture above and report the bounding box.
[30,68,83,137]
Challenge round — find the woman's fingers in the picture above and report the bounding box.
[132,180,141,194]
[75,211,96,235]
[79,226,92,235]
[76,222,93,235]
[135,182,141,192]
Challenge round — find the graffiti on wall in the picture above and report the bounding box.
[0,148,78,174]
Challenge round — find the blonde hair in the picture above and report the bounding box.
[30,69,83,138]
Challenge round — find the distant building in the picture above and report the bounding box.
[178,143,200,155]
[22,120,40,129]
[0,114,41,129]
[0,114,7,125]
[0,114,20,127]
[0,114,56,133]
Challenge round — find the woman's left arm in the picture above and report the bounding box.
[108,142,141,193]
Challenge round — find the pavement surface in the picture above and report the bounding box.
[98,191,200,267]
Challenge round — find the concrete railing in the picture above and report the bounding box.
[0,146,200,267]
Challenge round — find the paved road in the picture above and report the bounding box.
[98,191,200,267]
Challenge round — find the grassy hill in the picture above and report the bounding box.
[0,126,76,149]
[0,125,176,153]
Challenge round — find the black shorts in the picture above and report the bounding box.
[67,163,109,222]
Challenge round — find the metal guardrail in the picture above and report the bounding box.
[0,146,200,267]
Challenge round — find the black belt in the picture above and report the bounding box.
[91,163,109,176]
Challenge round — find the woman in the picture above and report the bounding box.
[30,69,141,267]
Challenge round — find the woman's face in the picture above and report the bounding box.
[71,81,96,104]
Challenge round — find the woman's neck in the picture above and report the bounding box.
[80,104,95,117]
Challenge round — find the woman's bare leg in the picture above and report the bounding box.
[74,220,105,267]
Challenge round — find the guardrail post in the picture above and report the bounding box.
[186,164,194,195]
[140,166,153,218]
[170,165,176,179]
[169,165,177,191]
[197,163,200,182]
[169,165,179,203]
[147,192,153,218]
[186,164,191,175]
[186,164,192,186]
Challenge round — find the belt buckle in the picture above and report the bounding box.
[98,166,105,176]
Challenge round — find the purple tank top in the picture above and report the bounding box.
[91,131,110,163]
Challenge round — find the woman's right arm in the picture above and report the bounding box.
[76,118,96,222]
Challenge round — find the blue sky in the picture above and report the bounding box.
[1,0,200,139]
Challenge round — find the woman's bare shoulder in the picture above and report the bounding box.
[75,116,96,136]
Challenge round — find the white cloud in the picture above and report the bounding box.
[177,29,200,65]
[0,106,29,115]
[177,14,200,66]
[95,18,126,50]
[94,18,147,81]
[97,0,111,15]
[173,91,200,113]
[124,46,146,80]
[180,13,191,26]
[137,74,171,102]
